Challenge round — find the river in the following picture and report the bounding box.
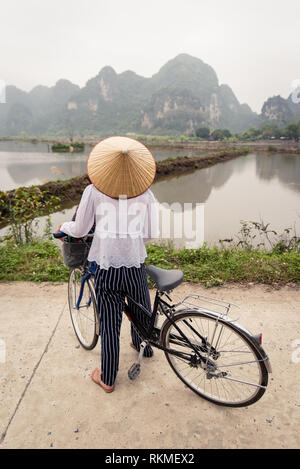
[0,141,299,247]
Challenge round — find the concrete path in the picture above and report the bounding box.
[0,282,299,449]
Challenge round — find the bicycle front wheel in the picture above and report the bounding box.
[68,268,99,350]
[161,311,268,407]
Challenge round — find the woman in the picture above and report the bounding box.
[58,136,159,393]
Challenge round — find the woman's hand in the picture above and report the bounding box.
[56,223,64,242]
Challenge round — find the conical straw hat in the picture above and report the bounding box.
[87,136,156,198]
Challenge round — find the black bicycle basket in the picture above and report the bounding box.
[62,236,93,268]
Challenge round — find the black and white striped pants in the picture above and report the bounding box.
[94,263,153,386]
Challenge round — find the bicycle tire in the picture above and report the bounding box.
[68,268,99,350]
[161,310,268,407]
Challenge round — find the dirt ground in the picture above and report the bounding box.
[0,281,299,449]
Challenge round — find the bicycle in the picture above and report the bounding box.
[54,231,272,407]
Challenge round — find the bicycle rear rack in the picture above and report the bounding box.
[173,294,241,322]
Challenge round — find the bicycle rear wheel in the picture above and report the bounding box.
[161,311,268,407]
[68,268,99,350]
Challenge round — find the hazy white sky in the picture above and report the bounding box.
[1,0,299,112]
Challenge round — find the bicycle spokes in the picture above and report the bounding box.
[162,311,268,407]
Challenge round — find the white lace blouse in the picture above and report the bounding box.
[60,184,159,269]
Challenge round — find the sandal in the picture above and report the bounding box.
[91,368,115,393]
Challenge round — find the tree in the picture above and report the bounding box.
[261,124,281,139]
[195,126,210,139]
[211,128,232,140]
[222,129,232,139]
[285,122,299,142]
[241,126,261,140]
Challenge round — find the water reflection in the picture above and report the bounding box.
[5,154,87,186]
[151,153,300,246]
[153,155,237,205]
[0,140,51,153]
[255,153,300,194]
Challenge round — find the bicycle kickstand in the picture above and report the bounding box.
[128,341,148,381]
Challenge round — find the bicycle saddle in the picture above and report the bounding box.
[146,265,184,291]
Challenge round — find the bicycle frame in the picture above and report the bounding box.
[123,290,214,365]
[75,262,241,368]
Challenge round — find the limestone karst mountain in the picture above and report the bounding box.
[2,53,297,137]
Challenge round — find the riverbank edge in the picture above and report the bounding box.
[0,239,299,287]
[0,148,249,222]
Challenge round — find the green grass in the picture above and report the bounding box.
[1,239,299,286]
[0,240,69,282]
[146,243,300,287]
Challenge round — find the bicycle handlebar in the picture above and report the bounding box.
[53,230,94,240]
[53,231,67,239]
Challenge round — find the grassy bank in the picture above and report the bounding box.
[146,243,300,287]
[0,240,69,282]
[0,239,299,286]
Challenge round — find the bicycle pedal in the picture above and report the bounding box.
[138,340,147,365]
[128,363,141,380]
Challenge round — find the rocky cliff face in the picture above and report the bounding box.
[0,79,80,135]
[261,94,300,125]
[261,96,293,123]
[0,54,264,136]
